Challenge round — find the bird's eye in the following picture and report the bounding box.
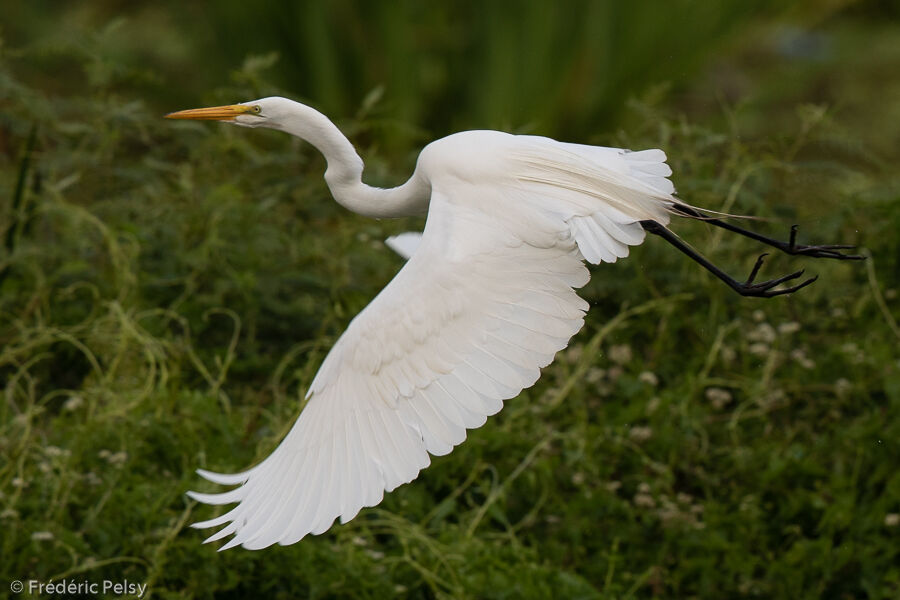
[252,105,262,114]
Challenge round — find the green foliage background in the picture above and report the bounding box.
[1,1,899,598]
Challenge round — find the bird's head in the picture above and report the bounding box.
[166,96,363,183]
[165,96,296,129]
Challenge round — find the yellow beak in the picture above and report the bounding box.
[165,104,254,121]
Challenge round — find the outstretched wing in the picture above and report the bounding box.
[189,188,595,550]
[188,133,676,550]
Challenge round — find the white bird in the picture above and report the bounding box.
[166,97,860,550]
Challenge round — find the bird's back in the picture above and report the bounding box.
[416,130,676,261]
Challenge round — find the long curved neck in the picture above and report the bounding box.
[271,101,430,218]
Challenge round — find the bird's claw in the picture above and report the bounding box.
[735,254,818,298]
[784,224,865,260]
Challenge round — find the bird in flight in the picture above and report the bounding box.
[166,97,861,550]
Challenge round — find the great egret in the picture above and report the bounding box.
[166,97,860,550]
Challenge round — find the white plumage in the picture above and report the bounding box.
[167,97,677,550]
[384,231,423,260]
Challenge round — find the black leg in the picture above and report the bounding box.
[639,220,818,298]
[670,203,864,260]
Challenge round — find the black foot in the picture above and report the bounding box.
[732,253,818,298]
[779,225,863,260]
[670,204,864,261]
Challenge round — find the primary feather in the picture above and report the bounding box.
[179,98,676,550]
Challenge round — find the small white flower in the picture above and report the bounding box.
[31,531,54,541]
[778,322,801,335]
[107,451,128,466]
[834,378,852,397]
[63,396,84,411]
[638,371,659,386]
[762,389,786,405]
[720,344,737,363]
[657,505,681,526]
[571,472,585,485]
[608,344,633,365]
[11,477,25,488]
[752,309,766,322]
[885,513,899,527]
[790,348,815,369]
[604,481,622,492]
[633,493,655,508]
[676,492,693,504]
[747,323,776,343]
[1,508,19,519]
[705,387,733,409]
[45,446,63,457]
[565,345,583,363]
[840,342,858,354]
[646,396,661,414]
[607,365,624,382]
[638,482,651,494]
[748,342,770,356]
[542,387,560,402]
[586,367,605,384]
[629,426,653,443]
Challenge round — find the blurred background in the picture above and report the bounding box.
[1,1,898,598]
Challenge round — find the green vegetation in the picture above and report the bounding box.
[1,3,899,598]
